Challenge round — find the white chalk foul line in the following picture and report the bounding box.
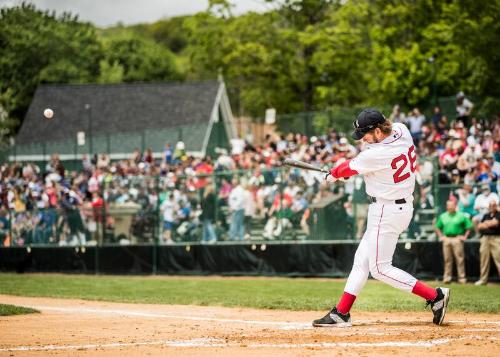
[1,336,495,352]
[25,305,500,330]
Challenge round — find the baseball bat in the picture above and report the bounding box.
[282,158,329,174]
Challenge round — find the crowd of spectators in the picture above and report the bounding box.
[0,92,498,247]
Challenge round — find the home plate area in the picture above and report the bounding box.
[0,295,498,356]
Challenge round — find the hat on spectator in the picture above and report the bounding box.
[456,91,465,99]
[176,141,185,150]
[484,130,492,136]
[352,109,386,140]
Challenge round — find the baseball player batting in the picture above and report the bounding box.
[313,109,450,327]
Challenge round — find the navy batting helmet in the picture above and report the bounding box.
[352,109,386,140]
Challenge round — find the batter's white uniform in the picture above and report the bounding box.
[344,123,418,295]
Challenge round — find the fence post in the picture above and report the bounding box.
[8,209,12,247]
[74,135,78,161]
[152,175,159,275]
[433,156,440,214]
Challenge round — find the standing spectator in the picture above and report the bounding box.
[228,177,245,240]
[200,185,217,243]
[457,184,477,217]
[432,106,442,128]
[160,194,176,244]
[435,200,473,284]
[407,108,426,146]
[475,201,500,285]
[243,183,256,239]
[163,143,173,165]
[97,154,110,170]
[230,137,246,155]
[131,149,141,165]
[456,91,474,127]
[174,141,186,163]
[90,191,105,245]
[142,148,154,165]
[389,104,406,124]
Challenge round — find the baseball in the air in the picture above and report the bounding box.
[43,108,54,119]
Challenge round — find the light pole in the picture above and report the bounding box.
[428,56,437,107]
[85,103,92,155]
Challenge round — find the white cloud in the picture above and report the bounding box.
[0,0,270,27]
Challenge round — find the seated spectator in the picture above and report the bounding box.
[435,200,473,284]
[263,198,293,239]
[475,201,500,285]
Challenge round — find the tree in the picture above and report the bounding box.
[0,3,103,131]
[101,34,181,82]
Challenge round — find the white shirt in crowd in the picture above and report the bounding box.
[474,192,500,215]
[161,199,175,222]
[243,189,255,216]
[229,184,246,211]
[457,98,473,116]
[349,123,416,201]
[407,115,425,133]
[230,138,245,155]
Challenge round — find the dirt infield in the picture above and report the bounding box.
[0,295,498,356]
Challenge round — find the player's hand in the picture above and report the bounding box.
[458,235,467,241]
[438,235,445,242]
[324,172,337,182]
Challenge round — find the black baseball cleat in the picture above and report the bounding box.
[427,287,450,325]
[312,307,352,327]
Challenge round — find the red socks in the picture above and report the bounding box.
[412,281,438,301]
[336,282,436,315]
[336,292,357,315]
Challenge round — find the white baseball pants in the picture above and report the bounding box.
[344,201,417,295]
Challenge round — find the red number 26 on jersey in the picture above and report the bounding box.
[391,145,417,183]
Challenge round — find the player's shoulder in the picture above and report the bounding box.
[392,122,410,135]
[388,122,413,143]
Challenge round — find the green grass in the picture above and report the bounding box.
[0,303,39,316]
[0,273,498,313]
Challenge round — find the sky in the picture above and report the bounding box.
[0,0,271,27]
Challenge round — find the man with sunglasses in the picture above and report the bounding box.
[313,109,450,327]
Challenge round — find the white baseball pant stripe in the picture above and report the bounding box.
[344,202,417,296]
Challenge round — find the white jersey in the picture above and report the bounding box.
[349,123,416,201]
